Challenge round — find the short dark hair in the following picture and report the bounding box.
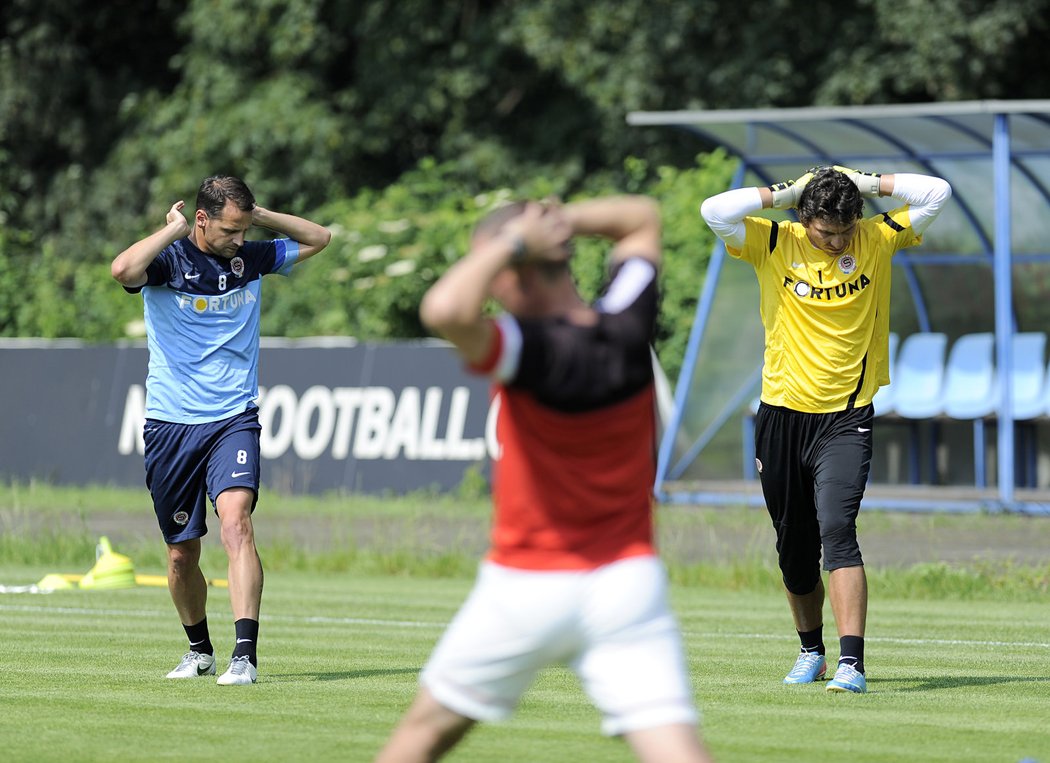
[196,175,255,218]
[797,167,863,227]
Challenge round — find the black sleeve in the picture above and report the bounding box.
[122,251,173,294]
[510,257,658,412]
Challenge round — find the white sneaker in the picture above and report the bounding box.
[216,655,258,685]
[166,651,216,679]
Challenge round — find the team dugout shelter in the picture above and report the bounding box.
[628,100,1050,514]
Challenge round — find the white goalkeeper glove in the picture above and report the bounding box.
[833,165,882,197]
[769,169,816,210]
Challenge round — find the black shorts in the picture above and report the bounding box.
[143,407,261,544]
[753,402,873,594]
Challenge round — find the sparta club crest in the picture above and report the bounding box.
[230,256,245,278]
[837,254,857,275]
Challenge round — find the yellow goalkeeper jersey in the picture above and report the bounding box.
[730,206,921,413]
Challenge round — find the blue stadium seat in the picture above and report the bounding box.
[892,333,948,419]
[891,332,948,484]
[1010,332,1048,420]
[1011,333,1048,488]
[943,333,997,420]
[871,332,900,416]
[1045,357,1050,417]
[742,394,761,479]
[743,332,1047,486]
[940,332,1046,487]
[942,333,996,487]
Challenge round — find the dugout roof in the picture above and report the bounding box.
[627,100,1050,512]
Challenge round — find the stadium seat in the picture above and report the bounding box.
[942,333,996,487]
[1010,332,1048,420]
[891,332,948,484]
[1045,357,1050,417]
[892,333,948,419]
[742,395,761,479]
[940,332,1046,487]
[943,333,997,420]
[1010,333,1047,488]
[871,332,900,416]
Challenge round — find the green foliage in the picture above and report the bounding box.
[3,0,1049,354]
[870,559,1050,601]
[817,0,1050,103]
[456,464,491,502]
[0,225,28,334]
[7,482,1050,601]
[260,156,577,340]
[0,519,95,566]
[258,151,734,380]
[0,147,736,366]
[644,152,737,379]
[0,0,183,222]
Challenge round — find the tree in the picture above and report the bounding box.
[0,0,183,231]
[817,0,1050,103]
[3,0,1049,341]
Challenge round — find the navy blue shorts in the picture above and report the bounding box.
[143,408,262,544]
[753,402,873,594]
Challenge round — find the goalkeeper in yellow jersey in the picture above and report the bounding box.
[700,165,951,693]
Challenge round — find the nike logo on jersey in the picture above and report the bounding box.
[231,471,250,478]
[858,427,871,432]
[791,262,803,268]
[184,272,201,280]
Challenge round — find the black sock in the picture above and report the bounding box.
[232,618,259,666]
[183,617,213,656]
[839,635,865,674]
[798,626,825,656]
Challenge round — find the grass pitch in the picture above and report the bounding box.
[2,566,1048,763]
[2,482,1049,762]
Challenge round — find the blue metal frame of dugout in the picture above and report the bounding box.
[629,101,1050,514]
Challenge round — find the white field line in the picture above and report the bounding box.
[3,603,1049,649]
[0,603,442,629]
[696,630,1050,649]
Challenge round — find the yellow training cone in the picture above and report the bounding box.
[79,536,136,590]
[35,573,74,591]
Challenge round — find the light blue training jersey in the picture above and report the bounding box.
[125,236,299,424]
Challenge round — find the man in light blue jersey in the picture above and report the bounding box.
[111,175,331,685]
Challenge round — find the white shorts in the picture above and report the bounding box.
[420,555,699,737]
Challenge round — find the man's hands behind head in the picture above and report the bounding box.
[500,202,573,263]
[769,169,816,209]
[166,201,191,237]
[832,165,882,197]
